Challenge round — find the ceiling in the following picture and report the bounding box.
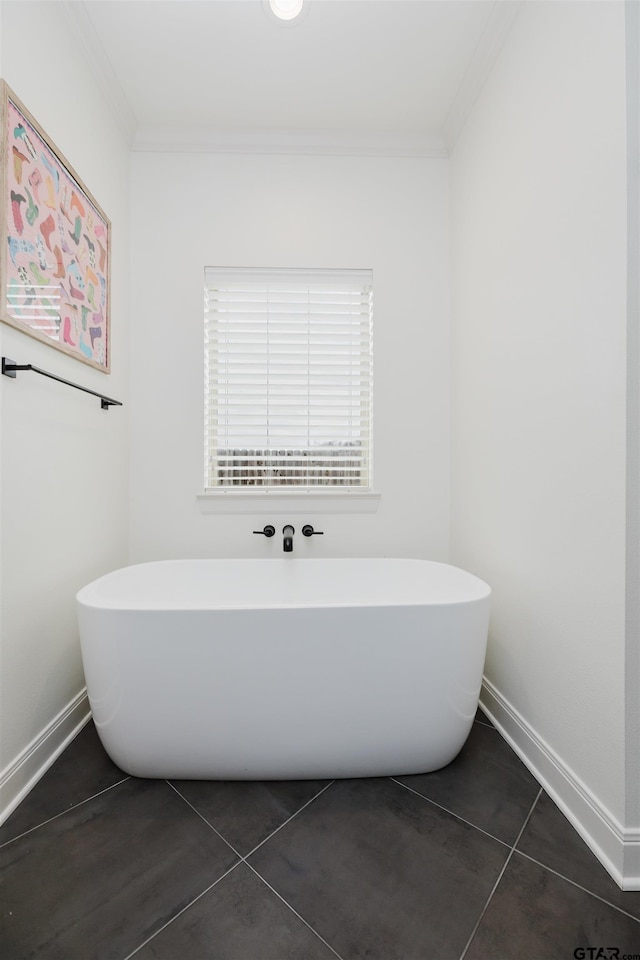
[64,0,521,155]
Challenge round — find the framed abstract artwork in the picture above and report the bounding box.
[0,81,111,372]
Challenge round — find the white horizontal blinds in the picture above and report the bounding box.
[205,267,373,490]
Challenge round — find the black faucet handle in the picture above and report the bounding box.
[302,524,324,537]
[253,525,276,537]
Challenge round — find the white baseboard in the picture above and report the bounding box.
[0,689,91,827]
[481,678,640,891]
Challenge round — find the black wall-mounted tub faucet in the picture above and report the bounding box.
[283,525,295,552]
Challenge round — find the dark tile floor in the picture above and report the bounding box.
[1,710,639,960]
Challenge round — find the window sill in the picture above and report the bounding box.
[196,490,381,515]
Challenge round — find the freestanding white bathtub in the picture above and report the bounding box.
[76,558,490,780]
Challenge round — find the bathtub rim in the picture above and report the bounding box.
[76,557,491,613]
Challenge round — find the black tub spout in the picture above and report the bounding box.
[283,525,295,552]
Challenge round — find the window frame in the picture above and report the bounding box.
[201,266,377,511]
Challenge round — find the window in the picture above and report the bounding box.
[204,267,373,492]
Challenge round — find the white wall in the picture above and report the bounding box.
[129,153,450,562]
[450,0,636,885]
[0,1,130,820]
[624,0,640,884]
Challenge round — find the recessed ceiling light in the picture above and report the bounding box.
[268,0,304,22]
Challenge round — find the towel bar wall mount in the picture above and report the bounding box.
[2,357,122,410]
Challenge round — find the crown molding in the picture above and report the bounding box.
[442,0,523,153]
[132,125,448,158]
[60,0,137,146]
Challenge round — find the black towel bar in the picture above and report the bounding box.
[2,357,123,410]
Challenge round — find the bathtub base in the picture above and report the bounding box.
[82,604,488,780]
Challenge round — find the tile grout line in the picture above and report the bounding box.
[475,719,497,730]
[394,742,640,931]
[129,780,341,960]
[393,754,638,923]
[456,786,544,960]
[244,858,346,960]
[389,776,513,852]
[121,860,245,960]
[0,776,131,849]
[115,782,246,958]
[512,848,640,925]
[166,780,246,859]
[166,778,336,862]
[243,780,336,860]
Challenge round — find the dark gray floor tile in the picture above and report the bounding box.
[517,791,640,920]
[131,862,337,959]
[248,777,509,960]
[465,851,640,960]
[0,720,125,845]
[169,777,330,855]
[0,778,239,960]
[395,722,540,843]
